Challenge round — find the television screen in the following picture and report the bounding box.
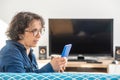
[49,19,113,59]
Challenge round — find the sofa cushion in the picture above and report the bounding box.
[0,72,120,80]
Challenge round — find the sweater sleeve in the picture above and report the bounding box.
[0,48,25,73]
[34,63,55,73]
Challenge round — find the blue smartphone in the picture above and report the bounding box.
[61,44,72,57]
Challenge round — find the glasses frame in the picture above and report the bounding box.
[25,28,45,36]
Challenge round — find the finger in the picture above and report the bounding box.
[62,66,66,70]
[60,67,65,72]
[60,58,68,63]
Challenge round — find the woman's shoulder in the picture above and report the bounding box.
[0,41,24,56]
[4,40,25,52]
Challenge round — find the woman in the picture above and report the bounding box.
[0,12,67,73]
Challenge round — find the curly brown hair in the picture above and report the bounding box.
[6,12,44,41]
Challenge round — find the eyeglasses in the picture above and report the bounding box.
[25,28,45,36]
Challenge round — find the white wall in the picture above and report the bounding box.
[0,0,120,59]
[0,19,8,49]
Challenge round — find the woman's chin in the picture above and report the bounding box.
[32,44,37,47]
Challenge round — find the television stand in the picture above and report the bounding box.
[86,60,102,63]
[37,59,114,73]
[68,59,102,63]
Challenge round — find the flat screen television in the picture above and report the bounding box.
[49,19,113,60]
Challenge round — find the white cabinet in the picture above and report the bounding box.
[108,64,120,74]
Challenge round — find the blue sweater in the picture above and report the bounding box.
[0,40,54,73]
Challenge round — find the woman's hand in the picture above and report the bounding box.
[50,57,67,72]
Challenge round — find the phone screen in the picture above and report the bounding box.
[61,44,72,57]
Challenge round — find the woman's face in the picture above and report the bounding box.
[20,19,43,48]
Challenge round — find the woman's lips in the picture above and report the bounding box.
[33,40,39,44]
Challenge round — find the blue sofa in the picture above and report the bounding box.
[0,72,120,80]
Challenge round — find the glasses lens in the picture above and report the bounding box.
[33,28,45,36]
[41,28,45,35]
[33,31,38,36]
